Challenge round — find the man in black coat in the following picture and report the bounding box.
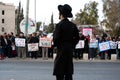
[53,4,79,80]
[29,33,39,59]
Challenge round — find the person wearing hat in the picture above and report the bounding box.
[53,4,79,80]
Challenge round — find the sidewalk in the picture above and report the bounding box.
[1,57,120,63]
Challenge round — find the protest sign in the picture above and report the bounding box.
[28,43,39,51]
[82,28,92,36]
[15,38,25,47]
[109,41,117,49]
[39,38,52,48]
[99,41,110,52]
[89,39,98,48]
[75,40,84,49]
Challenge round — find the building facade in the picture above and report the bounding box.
[0,2,15,34]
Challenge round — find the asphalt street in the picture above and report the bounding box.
[0,59,120,80]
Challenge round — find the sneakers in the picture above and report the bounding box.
[90,58,95,61]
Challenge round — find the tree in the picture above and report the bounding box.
[47,13,54,33]
[74,1,99,35]
[36,22,42,31]
[15,2,24,34]
[102,0,120,36]
[75,1,99,25]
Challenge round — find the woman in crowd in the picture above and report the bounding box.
[89,34,97,60]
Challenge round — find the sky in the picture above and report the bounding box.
[0,0,104,25]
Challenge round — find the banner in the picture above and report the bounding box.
[75,40,84,49]
[15,38,25,47]
[89,39,98,48]
[39,38,52,48]
[109,41,117,49]
[118,41,120,49]
[28,43,39,51]
[99,42,110,52]
[82,28,92,36]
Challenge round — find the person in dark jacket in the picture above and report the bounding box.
[53,4,79,80]
[17,32,26,58]
[29,33,39,59]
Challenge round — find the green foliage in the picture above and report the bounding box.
[46,13,54,33]
[15,2,24,35]
[75,1,99,25]
[102,0,120,36]
[36,22,42,31]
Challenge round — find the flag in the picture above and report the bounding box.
[39,23,44,31]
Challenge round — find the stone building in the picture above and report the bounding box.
[0,2,15,34]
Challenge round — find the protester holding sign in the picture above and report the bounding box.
[17,32,26,58]
[107,37,117,60]
[29,33,39,59]
[99,37,107,59]
[89,34,98,60]
[75,34,84,59]
[40,33,49,60]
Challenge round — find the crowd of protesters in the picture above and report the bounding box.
[0,31,120,60]
[74,33,120,60]
[0,31,53,60]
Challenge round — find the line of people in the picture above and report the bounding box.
[1,32,120,60]
[74,33,120,60]
[0,32,53,60]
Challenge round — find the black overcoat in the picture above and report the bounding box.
[53,18,79,75]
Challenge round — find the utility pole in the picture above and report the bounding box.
[25,0,29,36]
[35,0,37,28]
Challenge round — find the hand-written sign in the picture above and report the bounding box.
[109,41,117,49]
[15,38,25,47]
[28,43,39,51]
[89,39,98,48]
[82,28,92,36]
[39,38,52,48]
[75,40,84,49]
[99,41,110,52]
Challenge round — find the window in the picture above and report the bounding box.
[2,27,4,32]
[2,19,4,23]
[2,10,5,15]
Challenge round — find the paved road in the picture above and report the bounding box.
[0,59,120,80]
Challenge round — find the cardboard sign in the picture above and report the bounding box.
[82,28,92,36]
[89,39,98,48]
[39,38,52,48]
[15,38,25,47]
[109,41,117,49]
[76,40,84,49]
[28,43,39,51]
[99,41,110,52]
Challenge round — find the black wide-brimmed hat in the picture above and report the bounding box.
[58,4,73,18]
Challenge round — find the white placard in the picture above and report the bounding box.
[89,39,98,48]
[39,38,52,48]
[28,43,39,51]
[15,38,25,47]
[76,40,84,49]
[99,41,110,52]
[109,41,117,49]
[82,28,92,36]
